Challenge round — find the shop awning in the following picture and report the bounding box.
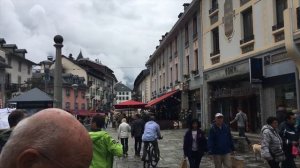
[146,90,179,108]
[114,100,147,109]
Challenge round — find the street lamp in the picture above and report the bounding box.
[72,83,79,117]
[40,60,52,93]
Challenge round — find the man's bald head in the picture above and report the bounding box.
[0,108,93,168]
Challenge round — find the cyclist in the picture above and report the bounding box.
[142,115,162,161]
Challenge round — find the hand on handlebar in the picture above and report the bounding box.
[158,136,163,140]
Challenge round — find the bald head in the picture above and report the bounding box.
[0,108,93,168]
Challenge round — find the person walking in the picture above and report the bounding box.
[261,117,285,168]
[279,112,299,168]
[208,113,235,168]
[230,107,251,145]
[183,119,207,168]
[118,118,131,157]
[131,114,145,157]
[90,114,123,168]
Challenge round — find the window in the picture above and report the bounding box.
[126,97,129,100]
[81,103,85,110]
[186,56,190,74]
[27,65,31,75]
[7,57,11,66]
[193,16,197,37]
[18,76,21,84]
[75,103,78,110]
[170,67,173,83]
[175,64,178,81]
[175,36,178,55]
[65,102,70,110]
[194,49,199,71]
[163,73,165,88]
[242,8,253,42]
[81,91,85,98]
[66,88,70,97]
[274,0,287,29]
[185,24,189,45]
[212,0,218,9]
[18,61,22,72]
[211,27,220,55]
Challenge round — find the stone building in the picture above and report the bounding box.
[133,69,151,103]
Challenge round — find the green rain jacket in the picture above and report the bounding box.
[89,131,123,168]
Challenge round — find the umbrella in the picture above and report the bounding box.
[114,100,147,109]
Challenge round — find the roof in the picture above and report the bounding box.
[15,49,28,54]
[146,90,179,107]
[8,88,53,102]
[0,38,6,44]
[77,50,83,60]
[114,82,132,92]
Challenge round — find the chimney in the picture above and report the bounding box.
[156,46,159,49]
[47,56,53,61]
[165,32,168,37]
[183,3,190,11]
[68,53,74,60]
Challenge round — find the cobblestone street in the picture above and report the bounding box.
[107,128,271,168]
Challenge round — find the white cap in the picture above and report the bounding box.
[215,113,224,117]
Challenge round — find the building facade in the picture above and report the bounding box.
[201,0,300,132]
[114,82,132,104]
[133,69,151,103]
[145,0,203,121]
[0,38,36,104]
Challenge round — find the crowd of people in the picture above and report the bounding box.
[0,106,299,168]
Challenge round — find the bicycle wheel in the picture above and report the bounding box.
[143,145,151,168]
[150,145,159,167]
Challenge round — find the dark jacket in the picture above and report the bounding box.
[183,129,207,157]
[279,121,299,157]
[131,118,145,137]
[0,128,13,153]
[207,123,234,155]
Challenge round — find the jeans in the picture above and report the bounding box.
[120,138,128,155]
[142,140,160,161]
[213,153,232,168]
[267,160,280,168]
[134,137,142,155]
[238,127,251,145]
[188,151,203,168]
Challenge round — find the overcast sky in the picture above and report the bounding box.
[0,0,191,87]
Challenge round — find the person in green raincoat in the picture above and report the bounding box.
[89,115,123,168]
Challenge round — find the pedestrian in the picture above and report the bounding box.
[0,109,25,153]
[118,118,131,157]
[131,114,145,157]
[183,119,207,168]
[276,105,287,125]
[90,114,123,168]
[261,116,285,168]
[0,108,93,168]
[279,112,299,168]
[230,107,251,145]
[208,113,235,168]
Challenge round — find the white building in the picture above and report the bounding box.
[114,82,132,104]
[133,69,151,103]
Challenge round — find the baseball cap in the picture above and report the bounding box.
[215,113,224,117]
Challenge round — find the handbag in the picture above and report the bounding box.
[292,145,299,156]
[180,158,188,168]
[231,156,244,168]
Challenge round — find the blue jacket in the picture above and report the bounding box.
[207,123,234,155]
[183,129,207,157]
[142,121,161,142]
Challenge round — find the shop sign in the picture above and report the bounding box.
[285,92,294,100]
[249,58,263,84]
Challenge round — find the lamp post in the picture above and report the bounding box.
[53,35,63,108]
[40,60,52,93]
[72,83,79,117]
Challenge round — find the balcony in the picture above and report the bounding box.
[210,50,220,57]
[272,22,284,31]
[240,34,254,45]
[209,4,218,15]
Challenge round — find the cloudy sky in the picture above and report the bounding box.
[0,0,190,87]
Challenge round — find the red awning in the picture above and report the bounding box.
[114,100,147,109]
[70,110,105,117]
[146,90,179,108]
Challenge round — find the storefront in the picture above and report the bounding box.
[188,89,201,121]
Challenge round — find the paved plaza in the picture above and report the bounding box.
[108,128,271,168]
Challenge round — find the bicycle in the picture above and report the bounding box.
[143,137,162,168]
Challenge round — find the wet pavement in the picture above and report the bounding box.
[107,127,276,168]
